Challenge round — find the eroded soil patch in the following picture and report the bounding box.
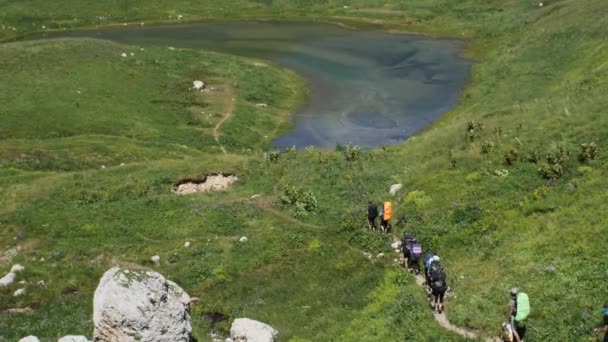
[172,172,238,195]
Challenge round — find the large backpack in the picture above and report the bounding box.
[430,262,446,291]
[409,243,422,260]
[383,202,393,221]
[515,293,530,322]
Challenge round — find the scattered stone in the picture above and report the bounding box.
[230,318,278,342]
[192,80,205,91]
[173,173,239,195]
[120,163,125,166]
[251,194,261,199]
[168,46,176,50]
[129,52,134,56]
[394,249,400,253]
[376,253,385,258]
[57,336,90,342]
[176,15,184,20]
[389,184,403,196]
[101,165,106,169]
[184,242,191,248]
[0,270,16,287]
[93,267,192,341]
[362,252,373,260]
[121,53,127,58]
[255,103,268,108]
[11,264,25,273]
[539,2,543,7]
[18,336,40,342]
[239,236,248,243]
[18,280,26,285]
[37,280,45,286]
[390,241,402,249]
[14,288,26,296]
[151,255,160,264]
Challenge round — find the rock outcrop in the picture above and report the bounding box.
[230,318,278,342]
[93,267,192,342]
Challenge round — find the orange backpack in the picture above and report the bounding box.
[383,202,393,221]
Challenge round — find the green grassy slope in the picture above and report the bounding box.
[1,0,608,341]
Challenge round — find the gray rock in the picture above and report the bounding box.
[93,267,192,342]
[231,318,278,342]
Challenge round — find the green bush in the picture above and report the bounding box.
[465,120,484,141]
[344,143,361,161]
[481,141,494,154]
[577,142,597,162]
[538,162,564,180]
[503,148,519,166]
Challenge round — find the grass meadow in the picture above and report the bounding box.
[1,0,608,340]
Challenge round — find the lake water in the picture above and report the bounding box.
[34,21,471,149]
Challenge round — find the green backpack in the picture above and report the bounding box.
[515,293,530,322]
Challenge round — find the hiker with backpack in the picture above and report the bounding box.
[367,201,379,231]
[593,304,608,342]
[507,288,530,341]
[429,256,447,313]
[380,201,392,233]
[402,232,422,274]
[424,252,437,286]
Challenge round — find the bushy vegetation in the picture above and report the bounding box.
[1,0,608,341]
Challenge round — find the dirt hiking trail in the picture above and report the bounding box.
[212,86,235,154]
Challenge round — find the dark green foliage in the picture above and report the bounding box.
[481,141,494,154]
[452,204,482,226]
[503,148,519,166]
[465,120,484,141]
[577,142,597,162]
[344,143,362,161]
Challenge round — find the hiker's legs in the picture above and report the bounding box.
[514,321,526,341]
[438,290,445,312]
[368,218,376,231]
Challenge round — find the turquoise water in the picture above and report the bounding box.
[36,21,471,149]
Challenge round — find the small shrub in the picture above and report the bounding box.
[266,151,280,163]
[577,142,597,162]
[538,162,564,180]
[503,149,519,166]
[546,143,569,166]
[344,143,361,161]
[465,120,484,141]
[452,204,482,226]
[532,185,549,200]
[280,185,318,216]
[481,141,494,154]
[527,145,542,163]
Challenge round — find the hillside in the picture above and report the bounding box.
[1,0,607,340]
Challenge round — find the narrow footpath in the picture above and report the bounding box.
[212,86,235,154]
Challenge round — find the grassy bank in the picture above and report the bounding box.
[1,0,608,341]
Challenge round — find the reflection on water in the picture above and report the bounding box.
[35,21,471,149]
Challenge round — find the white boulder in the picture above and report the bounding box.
[0,271,16,287]
[58,336,90,342]
[93,267,192,342]
[192,80,205,91]
[389,184,403,196]
[230,318,278,342]
[151,255,160,263]
[11,264,25,272]
[184,242,191,248]
[18,336,40,342]
[14,287,26,296]
[239,236,248,243]
[390,241,402,249]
